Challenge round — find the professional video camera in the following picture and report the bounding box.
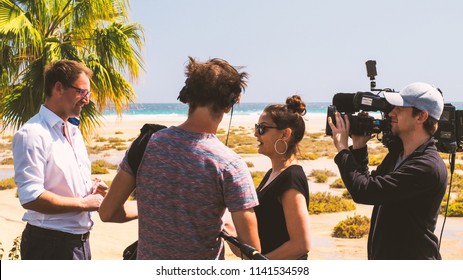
[434,103,463,153]
[325,60,394,143]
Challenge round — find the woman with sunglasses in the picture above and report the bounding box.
[253,95,311,259]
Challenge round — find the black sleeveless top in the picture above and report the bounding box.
[254,165,309,258]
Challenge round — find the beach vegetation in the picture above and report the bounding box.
[449,173,463,192]
[251,171,266,188]
[308,169,337,183]
[447,201,463,217]
[8,236,21,260]
[92,159,118,170]
[0,236,21,260]
[233,145,258,154]
[342,190,352,199]
[91,164,109,175]
[107,137,126,143]
[299,135,338,159]
[299,152,319,160]
[218,128,258,154]
[449,163,463,170]
[313,173,328,183]
[115,131,124,135]
[95,137,107,142]
[0,0,145,139]
[87,142,127,154]
[330,178,345,189]
[0,142,11,151]
[1,135,13,143]
[441,194,463,217]
[368,144,388,156]
[246,161,254,168]
[309,192,356,214]
[368,155,384,166]
[332,215,370,239]
[1,157,13,165]
[0,177,16,190]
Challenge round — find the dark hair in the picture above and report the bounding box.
[264,95,307,157]
[44,60,93,98]
[412,107,438,135]
[177,56,248,118]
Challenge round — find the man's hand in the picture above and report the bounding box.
[81,193,104,211]
[92,178,109,197]
[351,134,374,150]
[328,112,350,152]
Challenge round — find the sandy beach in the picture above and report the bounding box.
[1,113,462,260]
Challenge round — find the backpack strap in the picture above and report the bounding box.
[127,123,167,175]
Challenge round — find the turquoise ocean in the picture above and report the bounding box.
[102,102,330,117]
[102,102,463,117]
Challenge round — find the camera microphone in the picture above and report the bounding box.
[332,93,356,113]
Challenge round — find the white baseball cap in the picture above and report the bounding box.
[384,82,444,120]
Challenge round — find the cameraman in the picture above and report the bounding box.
[328,82,447,259]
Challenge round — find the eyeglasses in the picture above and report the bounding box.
[255,123,279,135]
[68,85,91,99]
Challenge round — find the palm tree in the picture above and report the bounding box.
[0,0,144,138]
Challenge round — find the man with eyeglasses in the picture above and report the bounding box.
[12,59,108,260]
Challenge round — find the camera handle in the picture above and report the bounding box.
[438,152,456,251]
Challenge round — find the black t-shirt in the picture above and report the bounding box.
[254,165,309,257]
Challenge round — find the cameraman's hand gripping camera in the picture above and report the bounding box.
[325,60,394,147]
[325,60,463,153]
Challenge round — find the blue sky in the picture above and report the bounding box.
[128,0,463,104]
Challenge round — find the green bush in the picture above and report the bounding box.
[309,192,356,214]
[332,215,370,239]
[330,178,345,189]
[0,177,16,190]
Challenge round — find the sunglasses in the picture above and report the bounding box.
[68,85,91,99]
[255,123,279,135]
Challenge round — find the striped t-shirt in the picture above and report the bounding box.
[120,126,258,259]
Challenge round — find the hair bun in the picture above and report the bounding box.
[286,95,306,116]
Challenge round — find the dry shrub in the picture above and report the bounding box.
[332,214,370,239]
[309,192,355,214]
[0,177,16,190]
[330,178,345,189]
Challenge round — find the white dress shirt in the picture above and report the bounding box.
[12,105,93,234]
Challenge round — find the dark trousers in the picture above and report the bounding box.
[20,224,91,260]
